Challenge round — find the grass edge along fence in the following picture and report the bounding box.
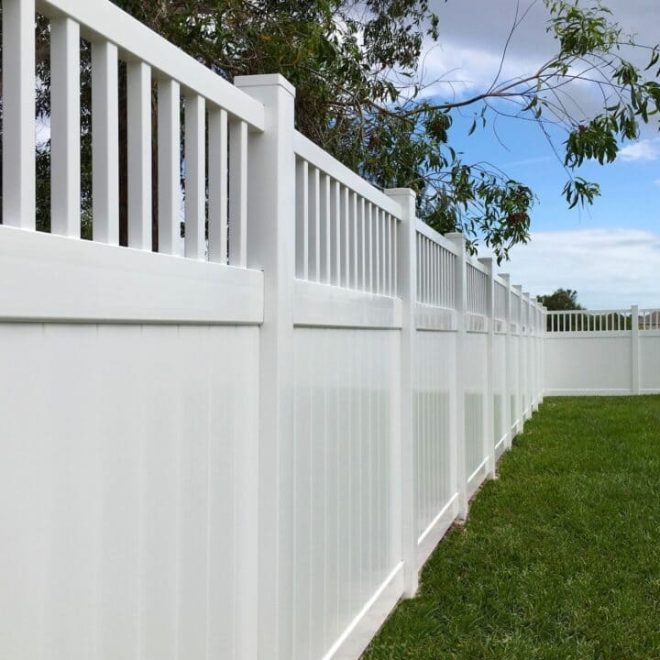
[365,395,660,659]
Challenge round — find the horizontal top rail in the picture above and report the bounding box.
[465,254,488,276]
[415,220,459,256]
[549,308,631,315]
[37,0,265,129]
[494,274,507,288]
[294,131,402,219]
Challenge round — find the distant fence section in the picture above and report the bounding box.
[545,307,660,395]
[0,0,574,659]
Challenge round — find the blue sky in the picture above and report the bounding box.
[452,114,660,233]
[421,0,660,308]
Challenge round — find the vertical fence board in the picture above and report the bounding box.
[184,95,206,260]
[308,167,320,281]
[333,181,342,286]
[352,193,359,290]
[208,108,229,264]
[50,17,81,237]
[157,79,181,255]
[229,120,248,267]
[295,160,309,280]
[92,40,120,244]
[3,0,36,229]
[322,175,332,284]
[342,187,351,288]
[127,61,152,250]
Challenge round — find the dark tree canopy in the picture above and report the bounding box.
[6,0,660,261]
[538,288,583,310]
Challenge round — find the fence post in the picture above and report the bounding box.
[500,274,513,450]
[631,304,640,395]
[2,0,36,229]
[234,74,297,660]
[534,304,541,410]
[512,285,524,433]
[529,296,538,414]
[531,301,537,408]
[386,188,418,597]
[479,257,496,478]
[447,233,469,519]
[540,305,547,403]
[522,292,531,421]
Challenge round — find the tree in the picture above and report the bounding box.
[537,288,583,310]
[538,288,635,331]
[4,0,660,261]
[538,288,583,331]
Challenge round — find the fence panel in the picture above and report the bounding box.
[544,307,660,395]
[292,327,401,660]
[412,222,461,568]
[522,295,532,418]
[493,332,507,457]
[1,3,265,658]
[640,331,660,392]
[289,145,406,656]
[510,333,521,431]
[464,331,489,496]
[414,332,457,566]
[544,334,632,395]
[0,323,260,659]
[289,145,407,659]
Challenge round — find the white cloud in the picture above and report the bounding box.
[482,228,660,309]
[415,39,537,101]
[619,139,660,162]
[414,0,660,119]
[427,0,658,71]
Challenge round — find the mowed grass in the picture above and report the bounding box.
[365,396,660,659]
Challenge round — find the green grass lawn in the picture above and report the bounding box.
[365,396,660,659]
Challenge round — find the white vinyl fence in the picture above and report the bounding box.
[1,1,546,658]
[545,308,660,395]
